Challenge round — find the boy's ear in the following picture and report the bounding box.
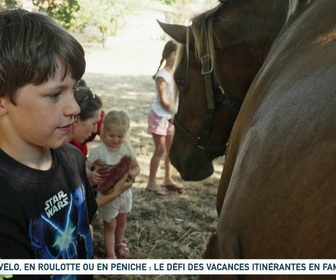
[0,96,8,116]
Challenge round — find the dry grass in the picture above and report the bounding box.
[80,37,224,280]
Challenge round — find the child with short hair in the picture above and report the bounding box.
[0,8,130,274]
[87,110,140,259]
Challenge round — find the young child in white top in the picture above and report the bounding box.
[87,110,140,259]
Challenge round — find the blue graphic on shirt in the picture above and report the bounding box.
[29,186,93,260]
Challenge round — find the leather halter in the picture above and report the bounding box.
[173,54,235,157]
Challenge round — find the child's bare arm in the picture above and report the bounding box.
[96,172,132,208]
[86,159,105,186]
[128,159,140,181]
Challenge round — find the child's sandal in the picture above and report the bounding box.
[115,242,130,259]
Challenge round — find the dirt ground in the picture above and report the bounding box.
[79,37,225,280]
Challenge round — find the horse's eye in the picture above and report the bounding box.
[175,78,185,88]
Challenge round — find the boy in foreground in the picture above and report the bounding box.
[0,8,131,277]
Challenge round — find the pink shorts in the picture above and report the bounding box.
[147,110,174,136]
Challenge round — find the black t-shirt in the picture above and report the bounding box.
[0,144,97,279]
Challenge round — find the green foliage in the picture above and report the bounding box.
[159,0,190,5]
[0,257,12,280]
[0,275,13,280]
[0,0,18,7]
[32,0,80,29]
[160,0,176,5]
[73,0,135,47]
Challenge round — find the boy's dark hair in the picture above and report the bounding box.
[0,8,85,104]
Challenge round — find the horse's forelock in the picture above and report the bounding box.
[192,13,215,61]
[190,3,223,86]
[175,42,185,74]
[173,43,185,101]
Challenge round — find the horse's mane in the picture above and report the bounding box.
[185,0,313,85]
[288,0,312,19]
[288,0,301,18]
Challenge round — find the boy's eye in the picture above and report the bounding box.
[50,92,61,100]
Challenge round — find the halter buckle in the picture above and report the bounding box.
[201,55,213,75]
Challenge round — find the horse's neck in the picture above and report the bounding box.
[211,1,290,104]
[239,1,289,44]
[235,0,328,137]
[216,0,321,216]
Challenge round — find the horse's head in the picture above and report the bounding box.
[159,0,289,180]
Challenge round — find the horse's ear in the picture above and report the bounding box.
[157,20,188,45]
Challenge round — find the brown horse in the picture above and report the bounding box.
[162,0,336,278]
[160,0,290,181]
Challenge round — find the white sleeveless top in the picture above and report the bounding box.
[151,68,174,119]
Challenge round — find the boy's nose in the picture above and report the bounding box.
[67,96,81,116]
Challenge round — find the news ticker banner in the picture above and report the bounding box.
[1,259,336,276]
